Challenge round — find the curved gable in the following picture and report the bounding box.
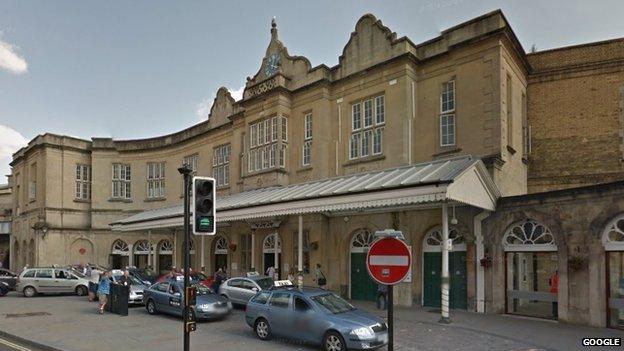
[206,87,235,128]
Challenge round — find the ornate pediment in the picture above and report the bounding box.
[206,87,235,128]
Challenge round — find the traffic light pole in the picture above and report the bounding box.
[178,165,192,351]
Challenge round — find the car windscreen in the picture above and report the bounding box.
[311,293,356,314]
[255,278,273,290]
[192,284,213,295]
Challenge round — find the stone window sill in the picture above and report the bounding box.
[73,199,91,203]
[144,197,166,202]
[296,166,313,173]
[343,154,385,167]
[433,147,462,158]
[108,198,133,203]
[242,167,288,179]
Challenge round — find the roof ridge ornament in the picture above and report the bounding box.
[271,16,278,40]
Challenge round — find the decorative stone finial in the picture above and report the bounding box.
[271,16,278,39]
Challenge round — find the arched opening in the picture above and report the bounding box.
[158,239,173,275]
[28,239,35,267]
[111,239,129,269]
[349,229,376,301]
[212,235,228,275]
[262,233,281,279]
[422,226,467,309]
[133,240,153,269]
[602,214,624,329]
[503,219,558,320]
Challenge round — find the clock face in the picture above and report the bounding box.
[264,53,280,77]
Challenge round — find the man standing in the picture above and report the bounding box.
[315,263,326,289]
[97,271,112,314]
[549,270,559,319]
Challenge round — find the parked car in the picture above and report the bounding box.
[128,268,157,286]
[0,268,18,291]
[110,270,148,305]
[156,271,210,287]
[219,275,274,306]
[143,280,232,321]
[245,287,388,351]
[16,267,90,298]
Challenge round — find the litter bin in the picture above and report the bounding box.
[107,283,129,316]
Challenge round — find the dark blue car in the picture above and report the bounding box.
[143,280,232,321]
[245,286,388,351]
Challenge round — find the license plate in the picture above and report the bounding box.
[378,334,388,344]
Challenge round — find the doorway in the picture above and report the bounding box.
[262,233,281,279]
[349,229,377,301]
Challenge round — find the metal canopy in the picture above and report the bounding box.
[110,155,500,232]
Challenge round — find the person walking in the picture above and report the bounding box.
[315,264,327,289]
[549,270,559,319]
[119,270,131,286]
[266,266,275,279]
[212,268,224,294]
[287,267,296,283]
[97,271,112,314]
[376,283,388,310]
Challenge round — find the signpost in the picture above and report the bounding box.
[366,230,412,351]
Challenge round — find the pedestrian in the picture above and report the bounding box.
[549,270,559,319]
[315,263,327,289]
[97,271,112,314]
[377,283,388,310]
[212,268,224,294]
[266,266,275,279]
[119,269,131,286]
[287,267,295,283]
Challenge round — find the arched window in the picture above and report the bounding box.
[214,236,228,255]
[134,240,153,254]
[603,214,624,251]
[263,233,281,253]
[159,240,173,254]
[112,240,129,255]
[502,219,556,251]
[423,227,466,252]
[350,229,375,253]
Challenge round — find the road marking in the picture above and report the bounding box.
[0,337,32,351]
[369,255,409,266]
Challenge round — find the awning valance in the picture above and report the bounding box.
[111,155,500,232]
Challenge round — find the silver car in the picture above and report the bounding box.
[111,271,148,305]
[17,267,90,298]
[219,275,274,306]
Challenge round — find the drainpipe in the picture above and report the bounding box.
[474,210,491,314]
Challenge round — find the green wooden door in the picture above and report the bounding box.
[350,253,377,301]
[423,251,467,309]
[423,252,442,307]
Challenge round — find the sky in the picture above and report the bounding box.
[1,0,624,183]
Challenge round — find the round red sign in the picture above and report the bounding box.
[366,237,411,285]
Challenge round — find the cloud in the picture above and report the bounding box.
[0,125,28,183]
[196,85,245,121]
[0,36,28,74]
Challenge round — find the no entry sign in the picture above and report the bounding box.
[366,237,412,285]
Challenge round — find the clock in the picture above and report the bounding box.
[264,53,280,76]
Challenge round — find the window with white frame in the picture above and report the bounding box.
[248,116,287,172]
[183,154,198,174]
[112,163,131,199]
[147,162,165,198]
[75,164,91,200]
[440,81,456,146]
[349,95,385,159]
[302,113,312,166]
[213,144,231,187]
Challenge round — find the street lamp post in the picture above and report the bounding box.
[178,164,192,351]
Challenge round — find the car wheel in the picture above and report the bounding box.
[23,286,36,298]
[146,299,157,315]
[323,331,346,351]
[75,285,87,296]
[254,318,271,340]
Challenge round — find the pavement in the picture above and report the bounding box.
[0,292,621,351]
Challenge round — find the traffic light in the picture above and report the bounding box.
[192,176,216,235]
[186,286,197,306]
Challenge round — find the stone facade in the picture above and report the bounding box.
[7,10,624,328]
[0,183,11,269]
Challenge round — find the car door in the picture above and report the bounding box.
[167,283,183,316]
[151,282,171,313]
[225,279,244,304]
[267,291,292,337]
[0,270,16,289]
[35,269,55,293]
[53,269,74,293]
[240,279,260,303]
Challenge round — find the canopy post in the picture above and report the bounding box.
[298,215,303,288]
[440,202,451,323]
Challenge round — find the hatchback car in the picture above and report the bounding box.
[245,287,388,351]
[17,267,90,297]
[143,280,232,321]
[219,275,273,306]
[110,270,148,305]
[0,268,18,290]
